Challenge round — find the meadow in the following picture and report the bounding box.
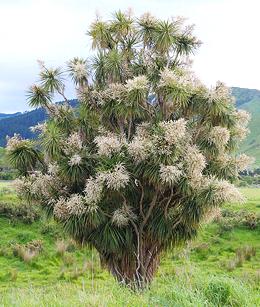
[0,182,259,306]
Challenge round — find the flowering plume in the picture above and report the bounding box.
[159,164,183,186]
[159,118,187,145]
[235,154,255,171]
[211,179,244,204]
[84,177,103,205]
[125,75,148,91]
[53,197,70,221]
[208,126,230,148]
[30,122,47,133]
[101,163,130,191]
[94,133,124,156]
[6,134,28,151]
[68,154,82,166]
[128,135,152,162]
[234,110,251,126]
[66,194,86,216]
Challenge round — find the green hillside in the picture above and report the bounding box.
[231,87,260,167]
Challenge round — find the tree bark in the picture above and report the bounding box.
[99,243,161,290]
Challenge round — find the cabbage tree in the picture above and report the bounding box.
[7,11,253,289]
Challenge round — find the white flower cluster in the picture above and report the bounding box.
[208,126,230,148]
[211,179,244,204]
[125,75,148,91]
[215,153,230,167]
[159,68,202,90]
[48,162,59,175]
[94,133,124,156]
[128,135,152,162]
[159,164,183,186]
[30,172,54,197]
[47,104,73,119]
[159,118,187,145]
[101,163,130,191]
[66,194,86,216]
[12,177,32,196]
[53,194,86,220]
[232,125,249,141]
[185,145,206,188]
[84,177,103,205]
[112,208,130,227]
[68,154,82,166]
[70,61,87,79]
[53,197,70,221]
[64,132,83,155]
[30,122,47,133]
[234,110,251,126]
[6,134,27,151]
[208,81,232,103]
[235,154,255,171]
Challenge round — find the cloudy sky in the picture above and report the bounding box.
[0,0,260,113]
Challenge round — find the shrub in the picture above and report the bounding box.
[0,202,40,224]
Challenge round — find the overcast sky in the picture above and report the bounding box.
[0,0,260,113]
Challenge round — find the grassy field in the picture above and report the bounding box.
[0,182,259,306]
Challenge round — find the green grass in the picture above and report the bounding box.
[0,182,259,306]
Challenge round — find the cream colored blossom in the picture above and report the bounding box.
[70,61,87,79]
[125,75,148,91]
[128,136,152,162]
[159,68,201,90]
[159,118,187,145]
[46,104,73,118]
[212,179,244,204]
[234,110,251,126]
[66,194,86,216]
[30,122,47,133]
[84,177,103,205]
[232,125,249,141]
[68,154,82,166]
[159,164,183,185]
[53,197,70,220]
[13,177,31,195]
[208,126,230,148]
[48,163,59,175]
[64,132,83,155]
[208,81,232,103]
[6,134,28,151]
[235,154,255,171]
[112,208,129,227]
[185,145,206,177]
[101,163,130,191]
[30,173,54,197]
[94,133,124,156]
[215,153,230,167]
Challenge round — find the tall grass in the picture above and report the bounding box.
[0,272,257,307]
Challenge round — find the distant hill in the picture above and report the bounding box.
[0,90,259,166]
[0,112,21,120]
[0,100,78,147]
[231,87,260,167]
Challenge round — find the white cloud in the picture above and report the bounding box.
[0,0,259,112]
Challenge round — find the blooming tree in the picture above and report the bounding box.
[7,11,253,289]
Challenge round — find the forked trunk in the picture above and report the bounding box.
[99,243,161,290]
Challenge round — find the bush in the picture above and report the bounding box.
[0,202,40,223]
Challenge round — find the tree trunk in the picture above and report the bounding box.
[99,243,161,290]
